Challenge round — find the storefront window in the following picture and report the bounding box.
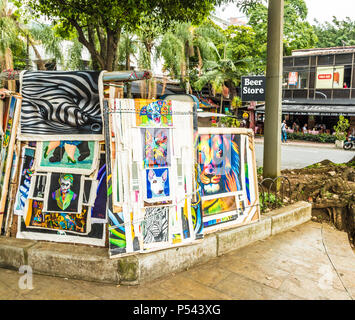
[283,71,308,88]
[316,66,345,89]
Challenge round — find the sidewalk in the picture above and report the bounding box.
[1,221,354,300]
[255,136,336,149]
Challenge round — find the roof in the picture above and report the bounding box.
[291,46,355,57]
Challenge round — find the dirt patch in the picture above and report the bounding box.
[281,156,355,248]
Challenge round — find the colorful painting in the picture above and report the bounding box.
[202,195,237,217]
[14,147,35,215]
[145,168,170,201]
[25,199,89,234]
[0,96,17,194]
[197,134,241,196]
[36,141,98,174]
[142,206,169,245]
[141,128,171,168]
[135,99,173,127]
[108,209,127,255]
[44,173,82,213]
[19,70,103,139]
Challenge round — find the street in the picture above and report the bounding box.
[255,142,355,170]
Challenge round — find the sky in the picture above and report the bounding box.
[214,0,355,24]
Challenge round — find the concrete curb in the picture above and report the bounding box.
[254,139,336,149]
[0,201,311,285]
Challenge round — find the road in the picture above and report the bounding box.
[255,142,355,170]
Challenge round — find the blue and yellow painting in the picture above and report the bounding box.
[197,134,242,196]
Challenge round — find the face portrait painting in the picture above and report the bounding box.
[52,174,77,211]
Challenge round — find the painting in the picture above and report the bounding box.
[14,147,35,215]
[141,128,171,168]
[19,70,104,140]
[24,199,89,234]
[29,174,47,200]
[145,168,170,201]
[43,172,82,213]
[135,99,173,127]
[91,152,107,222]
[0,96,17,194]
[142,206,169,246]
[35,141,98,174]
[202,195,237,217]
[197,133,242,197]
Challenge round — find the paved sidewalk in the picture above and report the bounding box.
[0,221,354,300]
[254,136,336,149]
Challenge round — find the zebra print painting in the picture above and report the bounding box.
[19,71,104,139]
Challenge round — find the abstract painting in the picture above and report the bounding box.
[25,199,89,234]
[141,128,171,168]
[202,195,237,217]
[19,70,103,139]
[135,99,173,127]
[14,147,35,215]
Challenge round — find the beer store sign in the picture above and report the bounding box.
[241,76,265,101]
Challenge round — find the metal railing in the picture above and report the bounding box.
[258,176,292,212]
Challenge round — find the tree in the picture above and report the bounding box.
[193,44,240,113]
[313,17,355,48]
[239,0,318,57]
[157,19,223,93]
[16,0,226,71]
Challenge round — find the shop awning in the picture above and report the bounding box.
[256,104,355,116]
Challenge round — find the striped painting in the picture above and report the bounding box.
[20,71,103,138]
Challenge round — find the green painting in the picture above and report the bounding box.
[36,141,98,174]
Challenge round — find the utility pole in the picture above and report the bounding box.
[263,0,284,180]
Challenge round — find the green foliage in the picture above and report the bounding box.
[239,0,318,60]
[16,0,225,70]
[287,132,336,143]
[218,111,240,128]
[333,116,350,141]
[259,193,283,212]
[313,17,355,47]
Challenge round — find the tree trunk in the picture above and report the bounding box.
[4,48,16,91]
[219,94,224,114]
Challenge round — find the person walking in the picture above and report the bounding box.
[281,120,288,143]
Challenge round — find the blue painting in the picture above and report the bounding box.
[146,168,170,200]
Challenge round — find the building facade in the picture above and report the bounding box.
[256,46,355,135]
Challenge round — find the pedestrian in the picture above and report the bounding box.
[281,120,288,143]
[302,123,308,134]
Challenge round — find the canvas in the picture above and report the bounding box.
[145,168,170,201]
[135,99,173,127]
[14,147,35,215]
[43,172,82,213]
[24,199,89,234]
[29,174,47,200]
[91,152,107,222]
[197,134,242,197]
[19,70,104,139]
[202,195,237,217]
[141,128,171,168]
[36,140,98,174]
[142,206,169,246]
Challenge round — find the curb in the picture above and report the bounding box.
[254,139,336,149]
[0,201,312,285]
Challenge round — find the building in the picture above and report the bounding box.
[256,46,355,135]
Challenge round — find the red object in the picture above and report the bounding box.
[318,74,332,80]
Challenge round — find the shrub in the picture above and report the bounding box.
[286,132,336,143]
